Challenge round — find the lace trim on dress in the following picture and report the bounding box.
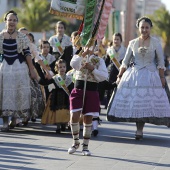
[2,109,30,118]
[120,64,128,69]
[157,65,166,71]
[108,86,170,118]
[107,115,170,127]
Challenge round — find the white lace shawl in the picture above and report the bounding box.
[0,31,30,55]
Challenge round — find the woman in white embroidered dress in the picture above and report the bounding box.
[48,21,72,60]
[0,10,36,131]
[107,16,170,140]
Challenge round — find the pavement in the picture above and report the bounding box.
[0,76,170,170]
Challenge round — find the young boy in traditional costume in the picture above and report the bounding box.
[68,47,108,156]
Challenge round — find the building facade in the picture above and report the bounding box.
[108,0,164,47]
[143,0,164,15]
[108,0,136,46]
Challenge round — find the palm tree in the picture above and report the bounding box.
[14,0,67,32]
[0,0,81,37]
[149,7,170,56]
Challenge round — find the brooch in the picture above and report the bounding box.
[138,47,148,56]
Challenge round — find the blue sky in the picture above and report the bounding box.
[161,0,170,12]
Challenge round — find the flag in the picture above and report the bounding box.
[96,0,113,41]
[50,0,112,47]
[50,0,85,20]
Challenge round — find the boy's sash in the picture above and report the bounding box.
[108,49,121,70]
[39,55,54,76]
[54,38,64,55]
[54,75,70,96]
[41,56,51,70]
[110,54,121,70]
[43,59,49,65]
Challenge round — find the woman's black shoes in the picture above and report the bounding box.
[135,131,143,140]
[135,134,143,140]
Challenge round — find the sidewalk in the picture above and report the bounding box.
[0,107,170,170]
[0,76,170,170]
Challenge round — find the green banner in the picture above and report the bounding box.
[114,10,120,33]
[80,0,97,46]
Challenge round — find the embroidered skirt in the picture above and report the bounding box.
[107,67,170,127]
[0,60,31,118]
[30,79,45,118]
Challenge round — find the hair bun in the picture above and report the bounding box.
[4,10,18,21]
[136,16,153,28]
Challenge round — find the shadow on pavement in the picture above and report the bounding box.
[90,155,170,168]
[0,140,68,170]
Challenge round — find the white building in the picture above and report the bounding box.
[136,0,164,17]
[144,0,164,15]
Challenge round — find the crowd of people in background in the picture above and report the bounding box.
[0,10,170,156]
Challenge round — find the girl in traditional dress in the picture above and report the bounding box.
[39,41,56,73]
[107,16,170,140]
[38,41,56,100]
[0,10,37,131]
[48,21,72,60]
[39,59,73,133]
[106,33,126,101]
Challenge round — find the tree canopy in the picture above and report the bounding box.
[14,0,64,32]
[149,7,170,55]
[9,0,81,36]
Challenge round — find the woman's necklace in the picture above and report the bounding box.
[141,35,150,47]
[7,30,16,39]
[138,36,150,56]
